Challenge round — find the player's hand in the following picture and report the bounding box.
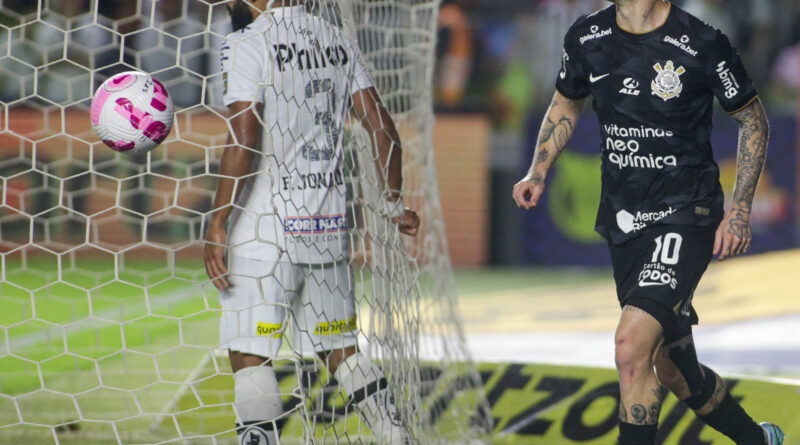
[204,225,229,290]
[512,176,546,210]
[393,209,420,236]
[713,207,752,260]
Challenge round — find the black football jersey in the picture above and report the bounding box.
[555,3,758,245]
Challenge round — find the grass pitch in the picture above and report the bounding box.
[2,257,799,444]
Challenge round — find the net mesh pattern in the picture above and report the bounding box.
[0,1,490,443]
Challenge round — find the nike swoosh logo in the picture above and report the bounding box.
[639,280,667,287]
[589,73,610,83]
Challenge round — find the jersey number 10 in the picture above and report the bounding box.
[651,233,683,265]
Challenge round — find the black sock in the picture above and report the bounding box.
[698,392,764,445]
[618,422,657,445]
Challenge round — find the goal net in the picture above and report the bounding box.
[0,0,490,444]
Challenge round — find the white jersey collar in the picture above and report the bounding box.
[267,5,307,18]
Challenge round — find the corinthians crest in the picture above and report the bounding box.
[651,60,685,101]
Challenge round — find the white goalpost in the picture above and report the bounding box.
[0,0,490,443]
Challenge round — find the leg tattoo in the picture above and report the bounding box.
[647,402,661,424]
[630,404,647,424]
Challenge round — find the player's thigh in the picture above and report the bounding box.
[610,225,714,343]
[219,257,296,358]
[295,261,357,352]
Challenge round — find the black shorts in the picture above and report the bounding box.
[609,225,715,343]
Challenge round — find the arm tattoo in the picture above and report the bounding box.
[537,114,574,150]
[727,208,751,240]
[538,148,550,163]
[730,100,769,211]
[526,94,582,179]
[630,404,647,424]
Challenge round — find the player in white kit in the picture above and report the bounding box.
[204,1,420,444]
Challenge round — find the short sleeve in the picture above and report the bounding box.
[349,44,374,95]
[554,29,590,100]
[221,34,267,106]
[706,31,758,113]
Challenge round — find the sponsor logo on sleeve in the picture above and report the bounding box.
[716,61,740,99]
[579,27,612,45]
[651,61,685,101]
[559,48,569,80]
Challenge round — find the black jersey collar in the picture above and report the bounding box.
[612,1,675,40]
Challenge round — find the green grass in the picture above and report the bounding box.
[2,258,797,444]
[0,255,221,443]
[0,257,493,443]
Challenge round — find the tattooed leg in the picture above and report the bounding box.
[655,335,726,415]
[615,306,665,426]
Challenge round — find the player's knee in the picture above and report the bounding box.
[233,366,282,410]
[614,332,656,382]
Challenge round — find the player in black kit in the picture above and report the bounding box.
[513,1,783,444]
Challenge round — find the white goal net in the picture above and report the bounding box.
[0,0,490,444]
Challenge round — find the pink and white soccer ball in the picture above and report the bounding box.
[90,71,174,154]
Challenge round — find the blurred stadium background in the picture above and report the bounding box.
[1,0,799,443]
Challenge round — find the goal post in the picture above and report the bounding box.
[0,0,491,443]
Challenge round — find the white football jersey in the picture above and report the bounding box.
[220,6,373,264]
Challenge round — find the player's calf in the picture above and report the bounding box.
[234,365,283,445]
[660,341,767,444]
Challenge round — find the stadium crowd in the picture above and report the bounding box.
[435,0,800,113]
[0,0,797,111]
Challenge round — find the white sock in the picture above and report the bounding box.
[333,353,405,442]
[234,366,282,445]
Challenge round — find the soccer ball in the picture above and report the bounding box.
[90,71,174,154]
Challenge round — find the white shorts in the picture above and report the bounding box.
[219,256,358,358]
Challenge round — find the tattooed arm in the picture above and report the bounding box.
[512,90,584,209]
[714,97,769,260]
